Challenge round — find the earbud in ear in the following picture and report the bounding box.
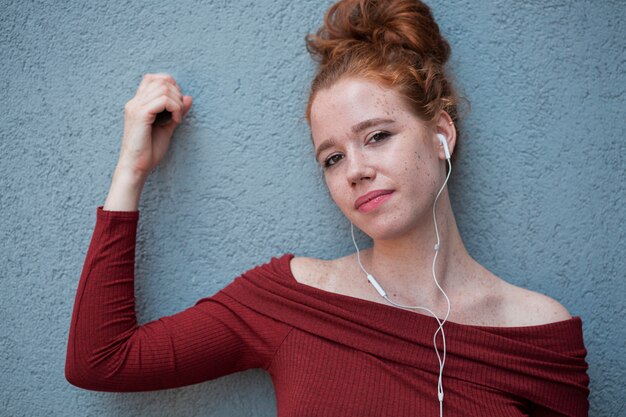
[436,133,451,160]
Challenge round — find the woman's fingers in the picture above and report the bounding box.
[135,75,185,124]
[139,79,182,104]
[144,95,183,124]
[182,95,193,117]
[141,89,184,123]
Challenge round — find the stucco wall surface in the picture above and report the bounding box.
[1,0,624,416]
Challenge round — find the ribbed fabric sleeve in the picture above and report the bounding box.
[65,206,292,392]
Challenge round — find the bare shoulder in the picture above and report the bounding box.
[289,256,333,287]
[499,280,572,326]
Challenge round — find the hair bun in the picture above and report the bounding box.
[307,0,450,67]
[305,0,464,145]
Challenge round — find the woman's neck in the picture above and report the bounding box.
[356,191,476,310]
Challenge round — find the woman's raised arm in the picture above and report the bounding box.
[65,75,291,392]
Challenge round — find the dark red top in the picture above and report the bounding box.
[66,206,590,416]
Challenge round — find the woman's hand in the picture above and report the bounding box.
[117,73,193,181]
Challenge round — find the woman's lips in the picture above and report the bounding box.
[355,190,394,213]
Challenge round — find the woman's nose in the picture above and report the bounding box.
[346,152,376,185]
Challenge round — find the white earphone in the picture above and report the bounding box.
[437,133,451,160]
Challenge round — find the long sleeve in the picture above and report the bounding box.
[65,206,292,392]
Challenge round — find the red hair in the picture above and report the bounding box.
[305,0,465,160]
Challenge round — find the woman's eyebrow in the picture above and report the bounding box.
[351,117,395,134]
[315,118,395,162]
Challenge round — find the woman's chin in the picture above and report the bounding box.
[353,221,410,242]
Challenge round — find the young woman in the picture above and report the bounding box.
[65,0,590,415]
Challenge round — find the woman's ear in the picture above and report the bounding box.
[434,111,457,161]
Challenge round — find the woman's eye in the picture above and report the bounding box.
[323,154,342,168]
[369,131,390,143]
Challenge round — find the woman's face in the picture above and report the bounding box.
[310,77,450,241]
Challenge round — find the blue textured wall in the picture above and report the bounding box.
[1,0,624,416]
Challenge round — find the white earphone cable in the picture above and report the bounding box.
[351,156,452,417]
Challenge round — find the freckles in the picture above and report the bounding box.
[415,151,423,170]
[413,152,429,177]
